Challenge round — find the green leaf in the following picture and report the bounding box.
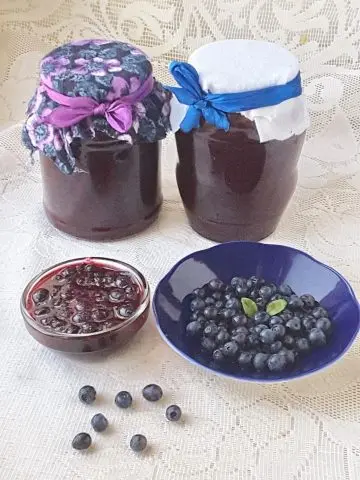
[266,299,287,316]
[241,297,258,317]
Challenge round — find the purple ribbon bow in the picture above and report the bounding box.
[41,75,154,133]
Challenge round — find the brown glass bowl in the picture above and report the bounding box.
[20,257,150,353]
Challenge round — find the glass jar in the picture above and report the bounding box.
[176,114,305,242]
[40,134,162,240]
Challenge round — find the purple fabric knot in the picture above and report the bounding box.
[93,103,108,116]
[41,74,154,134]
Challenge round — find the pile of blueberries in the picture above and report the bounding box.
[185,276,333,374]
[72,384,182,452]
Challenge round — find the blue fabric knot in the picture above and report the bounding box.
[167,60,302,133]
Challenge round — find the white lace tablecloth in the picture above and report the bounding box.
[1,1,360,479]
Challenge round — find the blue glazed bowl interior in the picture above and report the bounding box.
[153,242,360,382]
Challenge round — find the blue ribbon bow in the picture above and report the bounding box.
[167,61,302,132]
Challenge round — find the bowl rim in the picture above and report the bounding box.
[21,256,150,339]
[153,241,360,383]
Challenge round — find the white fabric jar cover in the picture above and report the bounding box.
[169,39,310,142]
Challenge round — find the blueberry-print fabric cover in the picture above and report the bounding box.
[22,39,171,174]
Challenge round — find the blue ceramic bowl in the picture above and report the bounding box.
[153,242,360,382]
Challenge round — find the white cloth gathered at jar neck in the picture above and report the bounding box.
[170,39,310,142]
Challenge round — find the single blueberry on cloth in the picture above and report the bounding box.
[22,39,171,174]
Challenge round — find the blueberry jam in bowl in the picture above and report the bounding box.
[21,257,150,353]
[153,242,360,383]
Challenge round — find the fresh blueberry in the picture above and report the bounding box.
[219,308,237,321]
[142,384,163,402]
[222,341,239,358]
[280,310,293,322]
[254,324,268,334]
[254,311,270,325]
[204,296,216,306]
[186,321,203,337]
[78,385,96,405]
[193,287,206,298]
[272,324,286,339]
[247,333,260,348]
[232,332,247,347]
[232,314,247,328]
[247,276,264,289]
[203,323,219,338]
[130,434,147,452]
[279,348,296,364]
[224,291,237,301]
[296,337,310,353]
[302,316,316,331]
[115,391,133,408]
[267,353,287,372]
[215,300,224,309]
[249,289,259,300]
[283,335,296,349]
[253,353,270,371]
[259,329,276,345]
[231,277,247,288]
[72,432,92,450]
[279,284,293,296]
[300,294,316,309]
[286,317,302,334]
[208,279,225,291]
[235,285,248,296]
[213,349,225,362]
[225,298,240,310]
[238,352,255,369]
[270,341,283,353]
[32,288,49,304]
[259,286,273,299]
[166,405,182,422]
[201,337,216,352]
[212,291,223,301]
[316,317,332,335]
[312,306,329,319]
[91,413,108,432]
[270,294,283,301]
[269,316,283,326]
[203,306,218,320]
[190,298,206,312]
[255,298,267,309]
[288,296,304,310]
[232,326,248,336]
[216,329,231,345]
[308,328,327,347]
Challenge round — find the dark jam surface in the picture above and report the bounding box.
[27,261,142,335]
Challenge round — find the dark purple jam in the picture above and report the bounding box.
[27,261,142,335]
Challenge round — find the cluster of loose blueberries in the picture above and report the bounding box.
[72,384,182,452]
[185,276,333,374]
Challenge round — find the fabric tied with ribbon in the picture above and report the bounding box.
[22,40,171,174]
[168,61,302,133]
[41,74,154,134]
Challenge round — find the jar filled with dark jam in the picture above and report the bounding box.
[168,40,309,242]
[22,39,170,240]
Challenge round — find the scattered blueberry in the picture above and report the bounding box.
[193,287,206,298]
[222,341,239,358]
[130,434,147,452]
[283,334,296,349]
[91,413,108,432]
[166,405,182,422]
[286,317,302,334]
[308,328,327,347]
[279,284,293,296]
[213,349,225,362]
[231,277,247,288]
[72,432,92,450]
[296,338,310,353]
[312,306,328,319]
[201,337,216,352]
[203,306,218,319]
[142,384,163,402]
[259,329,276,345]
[78,385,96,405]
[225,298,240,310]
[259,286,273,299]
[232,314,247,328]
[253,353,270,371]
[216,329,231,345]
[204,296,216,306]
[238,352,255,369]
[315,317,332,335]
[270,340,283,353]
[203,323,219,338]
[302,316,316,331]
[300,294,316,309]
[267,353,288,372]
[115,391,133,408]
[288,296,304,310]
[254,311,270,325]
[269,316,283,326]
[190,298,206,312]
[272,324,286,339]
[254,324,268,334]
[232,332,247,346]
[186,321,203,337]
[208,279,225,291]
